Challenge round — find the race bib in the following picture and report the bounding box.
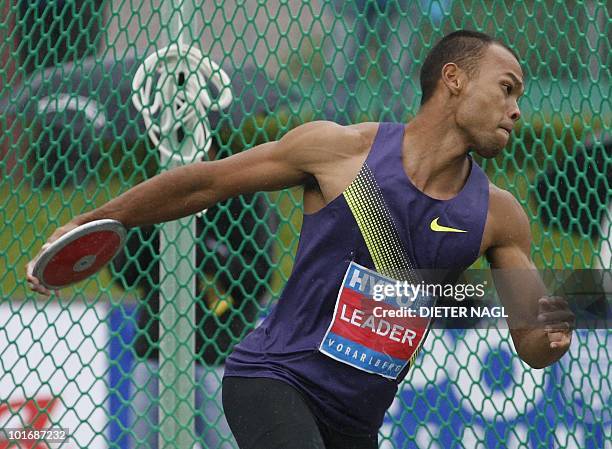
[319,262,431,379]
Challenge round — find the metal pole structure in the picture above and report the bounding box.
[159,1,197,449]
[131,3,230,447]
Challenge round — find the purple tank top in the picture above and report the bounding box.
[224,122,489,432]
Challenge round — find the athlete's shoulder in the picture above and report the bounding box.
[282,121,369,152]
[347,121,380,141]
[270,120,374,181]
[488,183,524,214]
[277,121,375,173]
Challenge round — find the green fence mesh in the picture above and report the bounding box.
[1,1,610,448]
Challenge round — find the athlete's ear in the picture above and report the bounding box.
[441,63,464,96]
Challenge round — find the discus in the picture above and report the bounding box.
[31,219,127,290]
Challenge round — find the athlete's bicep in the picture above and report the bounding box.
[205,141,308,200]
[486,190,546,351]
[201,121,364,202]
[485,187,536,268]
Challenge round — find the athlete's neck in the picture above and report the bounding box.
[402,107,472,200]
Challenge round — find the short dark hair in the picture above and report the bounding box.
[419,30,519,106]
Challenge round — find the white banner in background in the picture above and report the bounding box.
[0,302,108,449]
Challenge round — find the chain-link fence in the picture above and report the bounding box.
[1,1,609,448]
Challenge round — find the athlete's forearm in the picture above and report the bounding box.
[75,162,214,228]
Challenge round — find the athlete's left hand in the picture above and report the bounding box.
[537,296,574,349]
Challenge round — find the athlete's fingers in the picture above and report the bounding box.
[536,297,574,350]
[546,330,572,349]
[537,296,575,327]
[25,260,52,296]
[28,280,52,296]
[537,310,575,325]
[27,280,52,296]
[543,321,571,333]
[538,295,569,310]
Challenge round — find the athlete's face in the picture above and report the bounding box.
[455,44,524,158]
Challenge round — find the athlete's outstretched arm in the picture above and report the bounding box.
[26,121,364,294]
[75,121,354,228]
[486,189,574,369]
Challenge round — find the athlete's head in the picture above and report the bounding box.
[420,30,524,158]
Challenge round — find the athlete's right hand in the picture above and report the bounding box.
[25,220,82,296]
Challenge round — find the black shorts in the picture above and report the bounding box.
[222,377,378,449]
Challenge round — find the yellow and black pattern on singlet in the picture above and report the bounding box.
[343,163,434,372]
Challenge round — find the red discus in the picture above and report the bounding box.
[32,219,127,290]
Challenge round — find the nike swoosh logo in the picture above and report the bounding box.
[430,217,467,233]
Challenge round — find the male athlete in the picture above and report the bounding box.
[27,31,574,449]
